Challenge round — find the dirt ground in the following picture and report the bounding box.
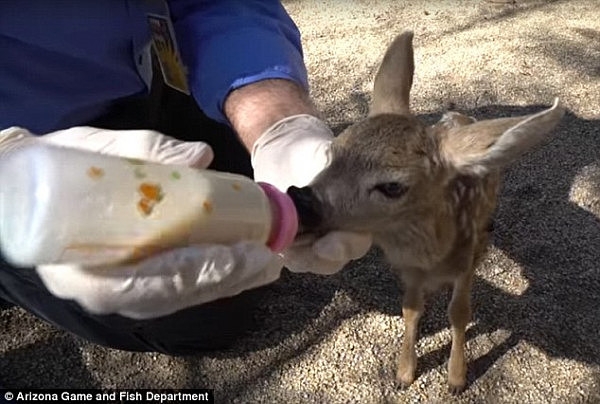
[1,1,599,403]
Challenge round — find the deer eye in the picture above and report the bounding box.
[373,182,408,198]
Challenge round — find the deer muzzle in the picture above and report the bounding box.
[286,185,323,231]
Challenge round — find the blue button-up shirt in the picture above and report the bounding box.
[0,0,308,133]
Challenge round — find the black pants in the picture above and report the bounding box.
[0,77,267,355]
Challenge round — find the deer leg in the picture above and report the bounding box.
[447,270,473,394]
[396,282,424,388]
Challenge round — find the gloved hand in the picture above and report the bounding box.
[251,115,372,275]
[0,126,283,319]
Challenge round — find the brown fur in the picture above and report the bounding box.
[306,31,564,393]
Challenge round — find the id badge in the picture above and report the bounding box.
[147,14,190,94]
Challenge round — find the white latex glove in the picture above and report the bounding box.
[0,127,283,319]
[251,115,372,275]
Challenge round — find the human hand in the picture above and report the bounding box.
[0,125,214,167]
[0,126,283,318]
[251,115,372,275]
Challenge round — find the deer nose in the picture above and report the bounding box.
[287,186,323,230]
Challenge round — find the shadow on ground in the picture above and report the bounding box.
[0,334,98,388]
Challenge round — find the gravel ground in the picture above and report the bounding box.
[1,1,599,403]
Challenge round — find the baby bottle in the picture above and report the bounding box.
[0,142,298,267]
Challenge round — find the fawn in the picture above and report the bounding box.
[288,31,564,393]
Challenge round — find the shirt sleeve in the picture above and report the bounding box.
[167,0,309,125]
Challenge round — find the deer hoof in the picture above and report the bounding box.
[395,380,412,390]
[448,382,466,395]
[395,370,415,390]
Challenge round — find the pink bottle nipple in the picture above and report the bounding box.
[257,182,299,252]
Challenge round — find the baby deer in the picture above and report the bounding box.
[288,31,564,393]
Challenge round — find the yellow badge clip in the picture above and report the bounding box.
[147,14,190,94]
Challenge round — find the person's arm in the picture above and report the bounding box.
[168,0,309,134]
[168,0,372,273]
[225,78,317,152]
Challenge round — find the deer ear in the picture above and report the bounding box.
[369,31,415,117]
[439,99,565,175]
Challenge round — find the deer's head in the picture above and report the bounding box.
[288,31,564,266]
